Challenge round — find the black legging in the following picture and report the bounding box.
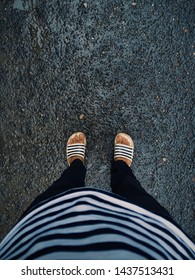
[21,159,173,221]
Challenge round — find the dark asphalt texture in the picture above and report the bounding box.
[0,0,195,243]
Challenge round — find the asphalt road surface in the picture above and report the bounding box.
[0,0,194,243]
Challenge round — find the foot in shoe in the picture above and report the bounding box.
[114,133,134,167]
[67,132,86,165]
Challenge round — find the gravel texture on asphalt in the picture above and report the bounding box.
[0,0,195,243]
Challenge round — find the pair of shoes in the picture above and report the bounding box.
[66,132,134,167]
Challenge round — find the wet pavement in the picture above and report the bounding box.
[0,0,195,242]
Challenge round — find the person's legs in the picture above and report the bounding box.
[20,159,86,218]
[111,160,172,220]
[33,159,86,204]
[111,133,173,220]
[21,132,87,218]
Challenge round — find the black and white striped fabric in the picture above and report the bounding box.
[66,144,86,162]
[0,188,194,260]
[114,144,134,163]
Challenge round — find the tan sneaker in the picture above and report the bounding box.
[114,133,134,167]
